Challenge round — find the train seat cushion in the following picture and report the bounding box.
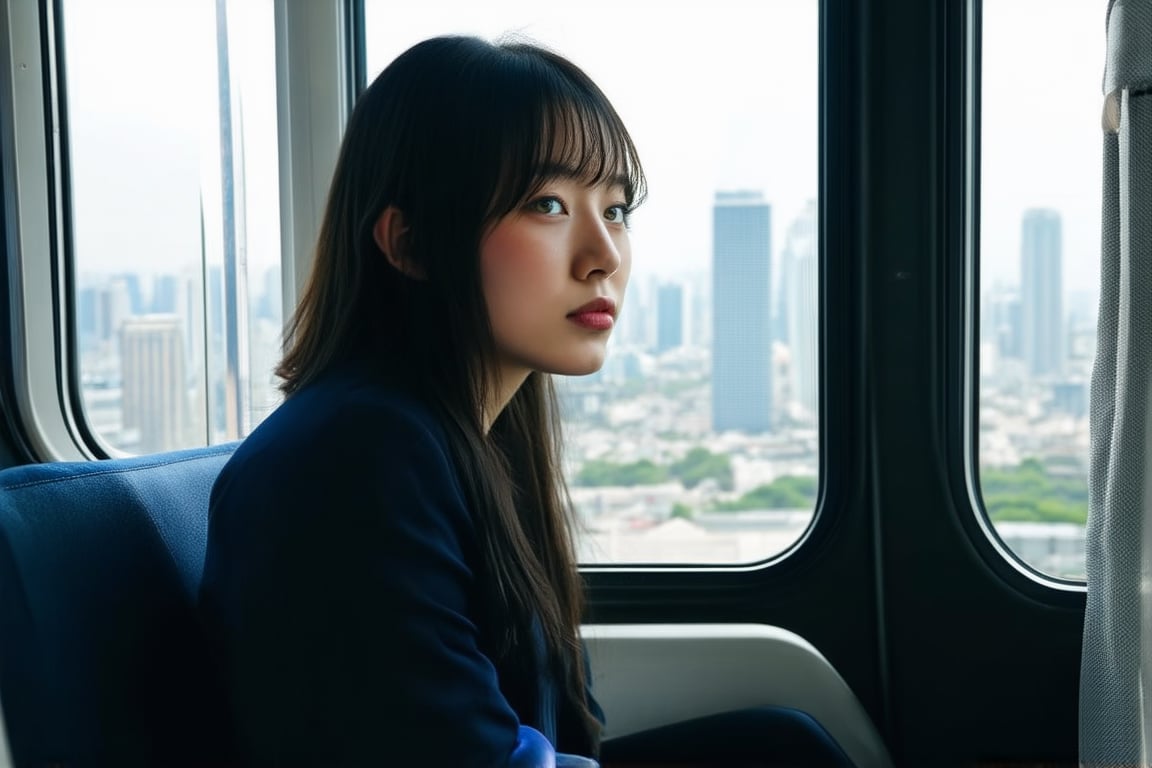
[0,443,238,766]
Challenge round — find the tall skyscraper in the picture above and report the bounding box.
[151,274,180,314]
[120,315,189,453]
[655,282,684,353]
[77,285,101,349]
[1021,208,1063,377]
[983,285,1022,360]
[112,272,144,315]
[712,191,772,433]
[783,200,818,420]
[257,264,283,323]
[618,284,650,348]
[90,278,134,347]
[687,271,711,349]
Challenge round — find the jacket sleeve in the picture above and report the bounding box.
[201,396,538,767]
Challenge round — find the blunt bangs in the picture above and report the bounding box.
[483,41,647,222]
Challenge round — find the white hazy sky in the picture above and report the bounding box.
[363,0,819,290]
[63,0,1109,307]
[981,1,1108,302]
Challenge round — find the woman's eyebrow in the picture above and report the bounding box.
[537,162,629,191]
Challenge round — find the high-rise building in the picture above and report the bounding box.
[655,282,684,353]
[257,264,283,323]
[783,200,818,421]
[618,280,650,348]
[77,285,101,349]
[689,271,711,349]
[101,278,133,344]
[1021,208,1063,377]
[711,191,772,433]
[983,285,1022,360]
[113,272,145,315]
[120,315,189,453]
[151,274,180,314]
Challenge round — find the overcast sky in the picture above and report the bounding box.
[981,1,1108,303]
[62,1,1109,308]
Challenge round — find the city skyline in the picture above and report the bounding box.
[74,200,1098,373]
[75,199,1094,575]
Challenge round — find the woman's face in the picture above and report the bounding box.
[480,168,632,384]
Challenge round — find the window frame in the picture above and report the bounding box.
[351,1,847,582]
[0,0,85,462]
[0,0,357,462]
[948,0,1087,598]
[349,0,863,590]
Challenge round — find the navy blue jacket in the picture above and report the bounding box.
[198,361,598,766]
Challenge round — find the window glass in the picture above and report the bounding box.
[364,1,819,565]
[978,1,1105,580]
[65,0,281,453]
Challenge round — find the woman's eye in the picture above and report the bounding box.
[531,197,565,215]
[605,205,630,224]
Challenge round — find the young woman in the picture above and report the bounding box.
[198,35,642,766]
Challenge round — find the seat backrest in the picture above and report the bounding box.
[0,443,238,766]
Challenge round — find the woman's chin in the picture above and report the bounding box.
[543,353,608,378]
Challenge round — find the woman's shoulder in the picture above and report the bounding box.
[217,361,456,497]
[265,361,442,443]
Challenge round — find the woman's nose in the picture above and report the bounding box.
[573,217,624,280]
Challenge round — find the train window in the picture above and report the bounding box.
[65,0,281,454]
[364,2,819,565]
[977,0,1104,580]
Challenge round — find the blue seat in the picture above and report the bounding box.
[0,444,855,768]
[0,443,238,766]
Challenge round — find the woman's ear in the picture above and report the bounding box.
[373,206,425,279]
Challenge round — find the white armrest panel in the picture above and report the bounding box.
[583,623,893,768]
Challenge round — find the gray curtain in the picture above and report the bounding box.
[1081,1,1152,765]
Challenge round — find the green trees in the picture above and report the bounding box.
[575,459,667,487]
[714,475,818,511]
[573,449,733,489]
[574,451,1087,524]
[981,458,1088,525]
[709,459,1087,521]
[670,448,734,491]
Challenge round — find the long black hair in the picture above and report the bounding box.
[275,36,645,754]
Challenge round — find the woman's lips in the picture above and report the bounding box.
[567,297,617,330]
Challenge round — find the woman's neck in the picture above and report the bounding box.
[483,366,531,434]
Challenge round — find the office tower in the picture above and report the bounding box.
[120,315,188,453]
[690,272,711,348]
[258,264,283,323]
[77,280,129,349]
[1021,209,1063,377]
[784,200,818,420]
[656,282,684,353]
[615,279,648,348]
[983,286,1022,361]
[77,286,100,348]
[113,272,144,315]
[151,274,180,314]
[712,191,772,433]
[100,278,133,345]
[1051,380,1087,418]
